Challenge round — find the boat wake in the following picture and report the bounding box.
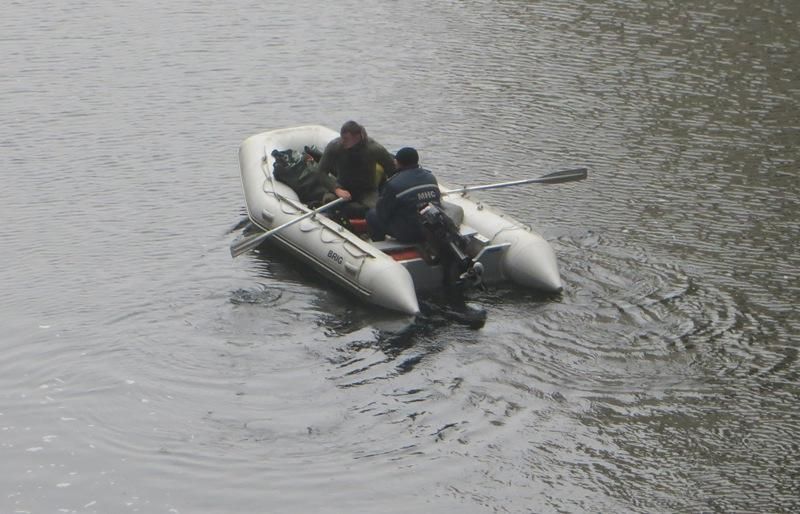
[517,228,753,396]
[230,283,284,306]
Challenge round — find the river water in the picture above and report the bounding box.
[2,1,798,512]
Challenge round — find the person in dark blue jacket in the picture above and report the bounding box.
[366,147,441,243]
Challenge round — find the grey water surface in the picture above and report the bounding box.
[2,1,798,513]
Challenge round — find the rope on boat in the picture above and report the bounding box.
[258,143,374,260]
[260,144,304,217]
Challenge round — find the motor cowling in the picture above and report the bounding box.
[418,203,483,288]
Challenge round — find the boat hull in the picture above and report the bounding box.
[442,194,562,292]
[236,125,562,314]
[238,126,420,315]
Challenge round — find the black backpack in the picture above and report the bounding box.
[271,148,328,206]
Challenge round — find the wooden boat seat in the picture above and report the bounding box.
[345,207,478,263]
[346,202,465,237]
[371,238,419,252]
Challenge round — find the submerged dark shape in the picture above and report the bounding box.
[419,298,487,330]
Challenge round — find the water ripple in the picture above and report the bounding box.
[3,0,798,512]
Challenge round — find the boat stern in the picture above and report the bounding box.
[359,260,420,315]
[503,235,563,292]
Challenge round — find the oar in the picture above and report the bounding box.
[441,167,587,195]
[230,197,346,258]
[226,216,253,235]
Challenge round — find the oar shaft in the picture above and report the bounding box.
[442,167,587,195]
[262,197,345,238]
[230,197,346,258]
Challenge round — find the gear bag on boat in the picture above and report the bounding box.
[271,147,333,206]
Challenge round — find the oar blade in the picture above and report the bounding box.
[535,167,588,184]
[230,230,268,258]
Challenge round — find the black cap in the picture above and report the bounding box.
[394,147,419,167]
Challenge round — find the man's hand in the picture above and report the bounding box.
[334,187,352,201]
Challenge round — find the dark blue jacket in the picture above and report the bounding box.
[374,166,441,242]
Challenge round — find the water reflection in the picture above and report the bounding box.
[3,0,798,512]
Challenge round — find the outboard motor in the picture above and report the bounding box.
[418,203,483,289]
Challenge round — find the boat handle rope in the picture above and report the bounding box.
[258,143,376,259]
[487,224,530,242]
[259,146,354,248]
[260,145,308,217]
